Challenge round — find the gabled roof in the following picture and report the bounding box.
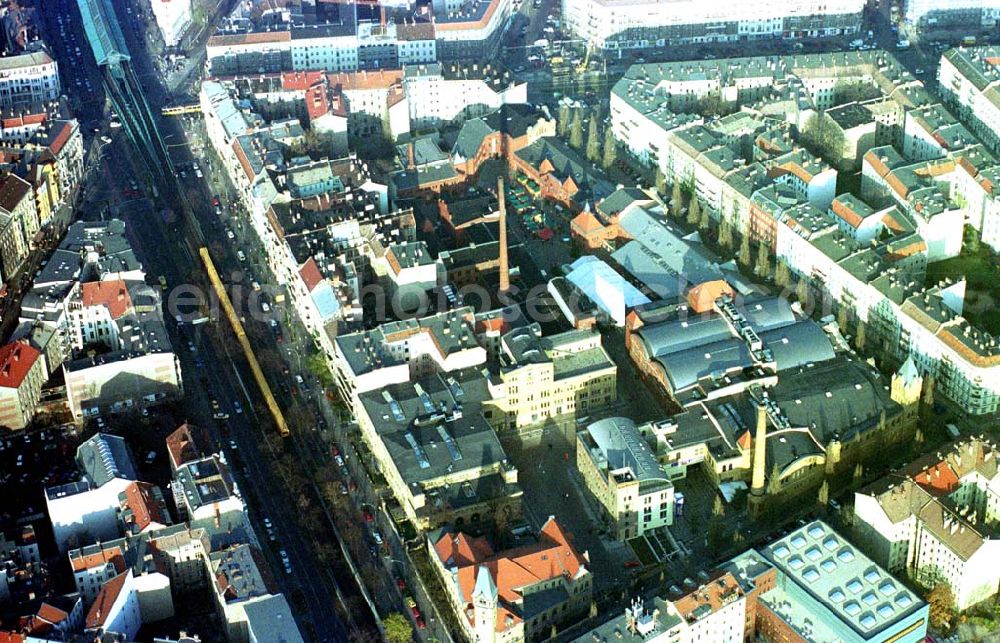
[120,481,167,533]
[85,571,129,629]
[70,544,125,573]
[299,257,324,292]
[0,173,31,213]
[166,423,205,470]
[434,517,588,633]
[81,279,133,320]
[0,341,41,389]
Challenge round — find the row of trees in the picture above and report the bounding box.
[558,104,618,170]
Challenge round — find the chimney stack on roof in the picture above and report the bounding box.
[497,176,509,295]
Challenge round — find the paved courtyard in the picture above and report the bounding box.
[507,435,637,591]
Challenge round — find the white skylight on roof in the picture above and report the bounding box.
[847,579,864,593]
[895,594,912,607]
[830,588,845,602]
[788,556,804,570]
[823,536,839,551]
[863,591,879,606]
[808,525,824,539]
[878,604,895,618]
[864,569,880,583]
[803,568,821,582]
[844,601,862,616]
[805,547,822,561]
[790,535,807,548]
[838,549,856,563]
[861,614,877,629]
[879,581,895,596]
[773,544,790,558]
[821,559,837,572]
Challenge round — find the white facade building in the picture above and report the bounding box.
[904,0,1000,27]
[853,437,1000,610]
[0,51,60,107]
[150,0,192,47]
[563,0,864,50]
[46,434,139,554]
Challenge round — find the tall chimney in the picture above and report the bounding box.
[497,176,510,294]
[750,397,768,497]
[407,142,416,170]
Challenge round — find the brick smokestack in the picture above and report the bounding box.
[407,141,416,170]
[750,395,768,497]
[497,176,510,295]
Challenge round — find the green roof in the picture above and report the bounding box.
[77,0,131,66]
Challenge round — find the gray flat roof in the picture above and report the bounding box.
[358,368,510,487]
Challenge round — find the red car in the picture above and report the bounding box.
[396,578,406,591]
[410,605,420,619]
[623,560,641,569]
[330,443,340,457]
[212,196,221,206]
[362,510,373,523]
[415,615,425,629]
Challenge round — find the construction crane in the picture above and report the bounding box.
[577,43,592,73]
[199,247,290,438]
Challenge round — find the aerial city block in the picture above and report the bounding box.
[0,0,998,641]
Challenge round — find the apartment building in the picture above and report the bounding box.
[938,47,1000,155]
[47,433,139,554]
[356,368,521,531]
[854,437,1000,610]
[577,417,674,540]
[611,51,1000,416]
[84,570,141,640]
[430,517,592,642]
[563,0,863,50]
[68,541,127,604]
[483,326,617,436]
[0,340,46,430]
[578,521,926,642]
[171,455,246,530]
[206,0,509,76]
[904,0,1000,27]
[334,307,487,405]
[0,50,60,107]
[150,0,192,47]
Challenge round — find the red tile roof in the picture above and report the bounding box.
[86,572,129,629]
[571,211,604,235]
[434,518,588,634]
[35,602,69,626]
[0,632,26,643]
[281,71,326,91]
[121,481,166,532]
[1,112,45,129]
[70,545,125,573]
[81,279,133,320]
[166,423,204,469]
[46,121,73,156]
[912,460,961,496]
[299,257,324,292]
[305,82,331,120]
[831,198,864,228]
[0,342,41,389]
